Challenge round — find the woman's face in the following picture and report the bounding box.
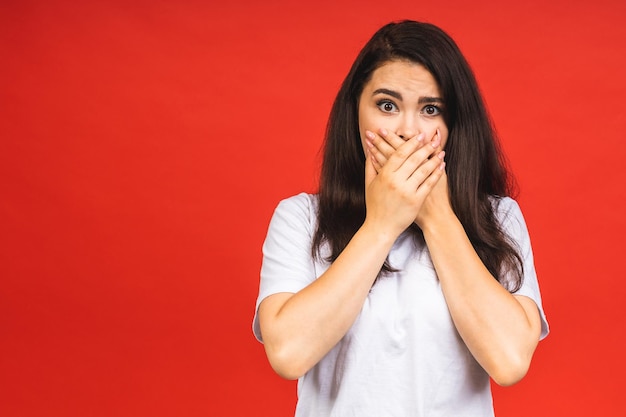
[358,60,449,153]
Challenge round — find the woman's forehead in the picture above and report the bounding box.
[364,60,442,98]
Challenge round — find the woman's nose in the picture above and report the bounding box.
[396,115,419,140]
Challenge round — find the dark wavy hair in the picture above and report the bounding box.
[312,20,523,291]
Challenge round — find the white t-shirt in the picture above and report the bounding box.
[253,193,549,417]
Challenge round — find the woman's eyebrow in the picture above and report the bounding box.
[373,88,402,100]
[373,89,444,105]
[418,96,444,104]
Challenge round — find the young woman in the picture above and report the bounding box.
[253,20,548,416]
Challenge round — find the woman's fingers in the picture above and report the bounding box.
[366,128,440,168]
[382,135,426,173]
[390,131,441,180]
[407,150,445,190]
[364,127,448,234]
[364,131,446,234]
[365,130,396,163]
[379,128,413,152]
[365,129,417,164]
[370,152,383,173]
[364,149,378,186]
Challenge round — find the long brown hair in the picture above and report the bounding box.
[313,21,523,291]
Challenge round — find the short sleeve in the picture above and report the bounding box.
[497,197,549,340]
[252,193,319,342]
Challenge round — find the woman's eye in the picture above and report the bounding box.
[421,105,441,116]
[377,100,398,113]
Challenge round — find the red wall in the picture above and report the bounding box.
[2,0,625,415]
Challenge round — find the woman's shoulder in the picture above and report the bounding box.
[271,192,320,229]
[490,195,530,238]
[490,195,522,217]
[275,192,319,213]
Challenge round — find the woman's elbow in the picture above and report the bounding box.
[264,343,310,380]
[490,331,539,386]
[490,356,531,387]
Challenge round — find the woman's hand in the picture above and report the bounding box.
[365,129,452,230]
[363,131,445,237]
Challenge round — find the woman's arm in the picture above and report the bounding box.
[258,134,445,380]
[419,187,541,386]
[258,223,395,380]
[368,129,542,386]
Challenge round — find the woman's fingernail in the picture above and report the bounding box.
[417,133,425,142]
[365,138,374,148]
[380,128,388,136]
[431,134,441,148]
[439,161,446,171]
[438,151,445,160]
[365,130,375,140]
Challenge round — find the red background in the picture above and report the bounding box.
[1,0,625,415]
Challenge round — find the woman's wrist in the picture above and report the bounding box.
[359,218,402,248]
[419,209,461,240]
